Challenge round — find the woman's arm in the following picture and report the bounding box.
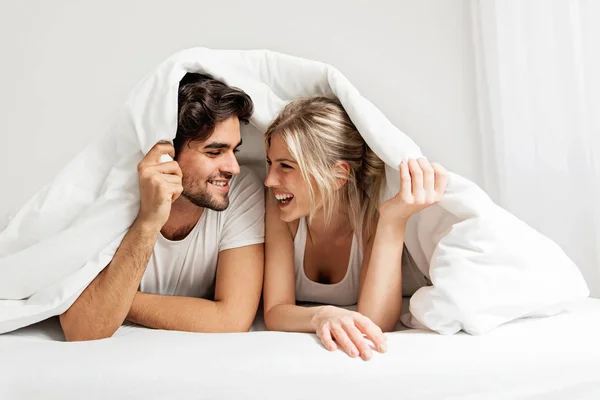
[357,219,406,332]
[358,159,448,332]
[263,189,325,332]
[263,190,386,360]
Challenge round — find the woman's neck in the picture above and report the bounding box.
[306,205,353,241]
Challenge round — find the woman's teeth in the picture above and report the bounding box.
[275,193,294,204]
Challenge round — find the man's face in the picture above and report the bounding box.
[176,117,242,211]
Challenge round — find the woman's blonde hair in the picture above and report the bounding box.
[265,97,386,238]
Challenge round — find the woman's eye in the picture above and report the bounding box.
[281,163,293,169]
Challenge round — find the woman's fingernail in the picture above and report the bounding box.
[379,344,387,352]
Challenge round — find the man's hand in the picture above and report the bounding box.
[137,142,183,229]
[59,142,182,341]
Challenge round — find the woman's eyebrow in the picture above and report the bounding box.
[275,158,298,164]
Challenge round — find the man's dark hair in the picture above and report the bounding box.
[174,73,253,154]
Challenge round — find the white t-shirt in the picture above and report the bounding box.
[140,167,265,299]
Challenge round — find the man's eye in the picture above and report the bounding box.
[207,152,220,156]
[234,148,241,154]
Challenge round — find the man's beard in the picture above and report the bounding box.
[182,174,232,211]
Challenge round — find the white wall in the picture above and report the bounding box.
[0,0,481,227]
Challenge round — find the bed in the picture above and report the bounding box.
[2,298,599,399]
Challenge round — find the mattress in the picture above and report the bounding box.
[1,298,600,400]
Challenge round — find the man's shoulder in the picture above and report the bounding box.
[230,166,263,195]
[219,166,265,226]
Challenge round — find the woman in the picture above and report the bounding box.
[263,97,448,360]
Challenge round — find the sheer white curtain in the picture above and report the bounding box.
[471,0,600,296]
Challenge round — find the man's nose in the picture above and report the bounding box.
[224,151,241,176]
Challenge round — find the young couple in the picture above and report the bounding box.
[59,73,447,360]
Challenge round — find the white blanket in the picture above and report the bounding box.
[0,48,589,335]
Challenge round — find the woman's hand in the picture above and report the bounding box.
[380,158,449,224]
[311,306,387,360]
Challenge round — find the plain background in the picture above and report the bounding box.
[0,0,481,226]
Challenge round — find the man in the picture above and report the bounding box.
[59,73,264,341]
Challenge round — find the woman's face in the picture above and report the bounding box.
[264,134,313,222]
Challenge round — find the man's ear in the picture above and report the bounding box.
[334,161,351,190]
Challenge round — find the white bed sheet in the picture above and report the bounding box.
[1,298,600,400]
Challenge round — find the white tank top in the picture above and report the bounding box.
[293,217,363,306]
[293,216,431,307]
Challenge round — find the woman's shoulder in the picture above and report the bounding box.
[265,194,301,241]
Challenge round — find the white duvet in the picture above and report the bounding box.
[0,48,589,335]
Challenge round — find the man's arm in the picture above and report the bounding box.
[126,243,264,332]
[59,219,161,341]
[59,143,183,341]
